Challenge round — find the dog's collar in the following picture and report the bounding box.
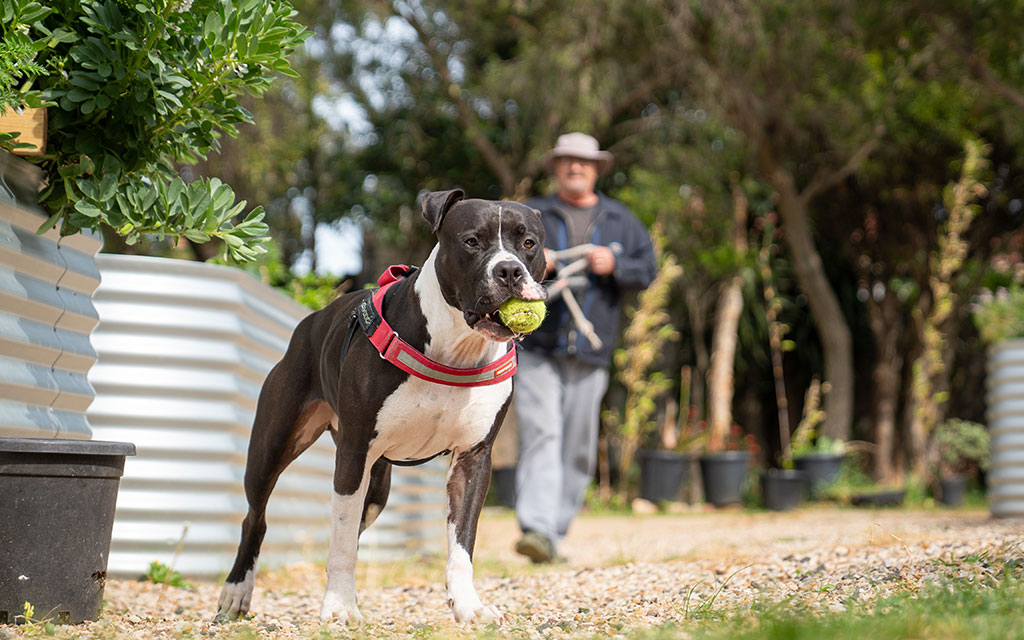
[355,265,517,387]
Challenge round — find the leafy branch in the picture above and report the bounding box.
[0,0,308,261]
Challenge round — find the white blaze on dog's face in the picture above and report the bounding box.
[422,192,547,342]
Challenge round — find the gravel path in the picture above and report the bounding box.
[3,508,1022,639]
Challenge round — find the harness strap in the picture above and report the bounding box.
[383,450,451,467]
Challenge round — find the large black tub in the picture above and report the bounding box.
[0,438,135,624]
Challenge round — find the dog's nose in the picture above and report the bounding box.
[493,260,524,287]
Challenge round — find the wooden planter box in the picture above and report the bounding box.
[0,107,47,156]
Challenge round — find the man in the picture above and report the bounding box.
[514,132,657,563]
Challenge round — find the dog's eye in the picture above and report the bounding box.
[464,237,479,248]
[524,239,536,250]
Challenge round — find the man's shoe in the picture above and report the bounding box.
[515,531,555,564]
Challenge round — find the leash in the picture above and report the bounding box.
[337,265,516,467]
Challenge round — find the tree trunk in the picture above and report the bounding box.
[707,185,749,450]
[866,289,904,482]
[684,286,711,423]
[707,276,744,449]
[769,167,854,442]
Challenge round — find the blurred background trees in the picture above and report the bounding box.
[123,0,1023,484]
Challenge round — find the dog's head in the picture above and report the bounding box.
[422,189,547,341]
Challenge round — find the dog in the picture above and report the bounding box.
[215,190,547,624]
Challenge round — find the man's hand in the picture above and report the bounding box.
[545,248,557,277]
[588,245,616,276]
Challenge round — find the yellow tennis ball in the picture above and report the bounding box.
[497,298,546,334]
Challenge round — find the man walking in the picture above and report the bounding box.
[514,132,657,563]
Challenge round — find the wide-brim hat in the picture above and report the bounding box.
[542,132,614,175]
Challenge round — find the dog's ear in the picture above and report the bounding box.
[421,189,465,234]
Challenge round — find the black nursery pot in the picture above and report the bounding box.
[761,469,806,511]
[699,451,750,507]
[0,438,135,624]
[637,449,692,503]
[938,473,967,507]
[793,453,844,499]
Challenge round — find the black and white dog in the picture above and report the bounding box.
[216,190,547,624]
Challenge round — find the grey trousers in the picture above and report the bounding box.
[514,350,609,547]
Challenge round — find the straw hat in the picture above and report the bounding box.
[542,132,614,175]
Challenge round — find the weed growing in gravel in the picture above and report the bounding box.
[144,561,192,589]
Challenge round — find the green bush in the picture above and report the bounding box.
[934,418,990,477]
[0,0,308,261]
[973,286,1024,344]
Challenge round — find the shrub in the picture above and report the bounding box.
[934,418,990,477]
[0,0,309,261]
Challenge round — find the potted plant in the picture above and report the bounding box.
[634,373,709,504]
[932,418,990,507]
[0,0,308,261]
[698,425,756,507]
[601,239,684,506]
[787,379,845,500]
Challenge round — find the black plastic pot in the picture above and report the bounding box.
[761,469,806,511]
[850,488,905,507]
[699,451,750,507]
[793,453,844,499]
[0,437,135,624]
[637,450,692,503]
[491,466,517,508]
[937,473,967,507]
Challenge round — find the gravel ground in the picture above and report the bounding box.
[3,507,1022,639]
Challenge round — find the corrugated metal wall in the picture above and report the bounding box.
[0,153,102,440]
[88,255,445,579]
[987,339,1024,518]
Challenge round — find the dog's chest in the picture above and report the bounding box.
[371,378,511,461]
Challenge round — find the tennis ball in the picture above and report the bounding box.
[496,298,546,334]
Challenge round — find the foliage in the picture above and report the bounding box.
[908,140,989,474]
[143,560,192,589]
[973,286,1024,344]
[604,230,683,495]
[0,0,308,261]
[719,424,759,454]
[933,419,990,476]
[787,379,842,464]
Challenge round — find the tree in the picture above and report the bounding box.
[659,0,898,442]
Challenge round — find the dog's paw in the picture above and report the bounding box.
[319,591,364,624]
[215,578,254,622]
[450,600,505,625]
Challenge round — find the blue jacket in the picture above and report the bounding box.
[521,192,657,367]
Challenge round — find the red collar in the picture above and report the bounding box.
[355,265,517,387]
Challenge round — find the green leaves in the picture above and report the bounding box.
[4,0,310,261]
[59,167,270,261]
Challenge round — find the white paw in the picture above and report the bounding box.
[319,591,364,624]
[450,600,505,625]
[215,571,255,622]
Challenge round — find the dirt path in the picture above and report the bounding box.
[475,506,1010,567]
[3,508,1022,640]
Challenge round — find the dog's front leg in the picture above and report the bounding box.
[445,443,504,624]
[320,452,372,623]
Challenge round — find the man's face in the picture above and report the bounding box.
[553,156,600,197]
